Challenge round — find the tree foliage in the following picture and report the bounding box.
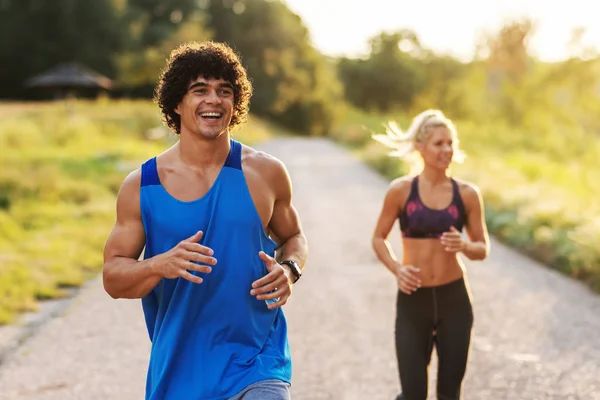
[206,0,343,135]
[1,3,599,137]
[0,0,126,98]
[338,30,425,113]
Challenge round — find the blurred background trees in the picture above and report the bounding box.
[1,0,600,136]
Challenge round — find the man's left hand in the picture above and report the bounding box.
[250,251,294,309]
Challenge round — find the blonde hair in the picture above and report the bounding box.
[371,109,466,171]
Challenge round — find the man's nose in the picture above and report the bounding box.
[205,90,221,104]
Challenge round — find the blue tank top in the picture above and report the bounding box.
[139,139,291,400]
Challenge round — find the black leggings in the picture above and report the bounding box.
[395,277,473,400]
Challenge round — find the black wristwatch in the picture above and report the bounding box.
[280,260,302,283]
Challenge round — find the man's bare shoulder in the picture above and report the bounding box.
[119,168,142,198]
[241,144,291,200]
[241,144,288,179]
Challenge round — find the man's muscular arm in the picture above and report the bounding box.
[250,155,308,309]
[102,170,216,299]
[268,159,307,270]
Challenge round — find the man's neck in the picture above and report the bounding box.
[177,130,231,170]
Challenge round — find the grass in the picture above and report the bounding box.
[0,99,273,324]
[330,107,600,293]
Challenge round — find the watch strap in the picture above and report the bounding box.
[280,260,301,283]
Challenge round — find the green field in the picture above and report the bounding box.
[0,100,273,324]
[330,107,600,292]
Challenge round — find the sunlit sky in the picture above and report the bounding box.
[283,0,599,61]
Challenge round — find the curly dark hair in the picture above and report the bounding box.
[154,41,253,134]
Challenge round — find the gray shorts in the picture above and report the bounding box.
[228,379,291,400]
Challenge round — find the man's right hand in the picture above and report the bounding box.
[155,231,217,284]
[396,264,421,295]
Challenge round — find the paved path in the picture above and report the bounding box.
[0,138,599,400]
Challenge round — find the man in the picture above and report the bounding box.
[102,41,307,400]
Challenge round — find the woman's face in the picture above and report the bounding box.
[418,126,454,170]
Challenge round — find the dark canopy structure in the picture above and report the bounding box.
[25,63,113,98]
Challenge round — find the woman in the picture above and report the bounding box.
[371,109,490,400]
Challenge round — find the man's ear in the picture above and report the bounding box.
[174,103,181,116]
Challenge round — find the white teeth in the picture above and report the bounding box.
[200,112,221,117]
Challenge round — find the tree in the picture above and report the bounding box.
[206,0,344,136]
[0,0,126,99]
[480,19,535,124]
[410,55,471,118]
[337,30,425,113]
[116,6,212,96]
[124,0,205,48]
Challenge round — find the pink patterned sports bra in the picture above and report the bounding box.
[399,176,466,239]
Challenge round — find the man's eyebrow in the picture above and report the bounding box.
[188,82,207,90]
[187,82,234,90]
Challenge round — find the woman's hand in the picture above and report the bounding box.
[441,226,467,253]
[396,264,421,295]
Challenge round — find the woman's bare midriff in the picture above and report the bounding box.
[401,237,465,287]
